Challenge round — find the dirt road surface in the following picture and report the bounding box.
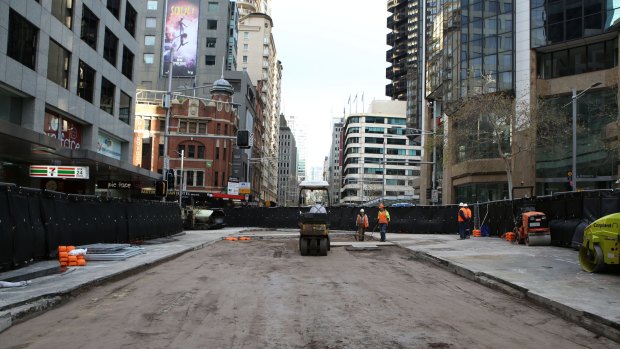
[1,237,616,349]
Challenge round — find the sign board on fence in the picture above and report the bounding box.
[239,182,251,194]
[227,181,240,195]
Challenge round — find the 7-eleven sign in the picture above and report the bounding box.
[29,165,89,179]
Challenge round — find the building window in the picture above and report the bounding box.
[144,54,154,64]
[215,146,220,160]
[178,144,185,156]
[244,32,249,39]
[47,39,70,89]
[77,60,95,102]
[188,145,195,158]
[208,2,219,12]
[106,0,120,18]
[206,37,216,47]
[51,0,72,29]
[147,0,158,10]
[242,55,248,63]
[214,171,219,186]
[8,10,38,70]
[205,55,216,65]
[80,5,98,50]
[124,2,137,36]
[122,46,134,80]
[144,35,156,46]
[100,77,115,115]
[199,123,206,134]
[207,20,217,30]
[103,28,118,66]
[537,39,618,79]
[197,145,205,158]
[196,172,204,186]
[119,91,131,124]
[145,17,157,28]
[243,43,248,51]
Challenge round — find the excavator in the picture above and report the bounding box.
[297,180,331,256]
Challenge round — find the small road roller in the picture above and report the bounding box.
[579,213,620,273]
[297,180,331,256]
[513,209,551,246]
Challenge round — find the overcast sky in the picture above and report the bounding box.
[271,0,390,177]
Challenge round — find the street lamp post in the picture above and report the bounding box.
[565,82,601,192]
[173,149,184,208]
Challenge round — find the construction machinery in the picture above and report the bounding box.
[298,180,331,256]
[513,207,551,246]
[183,206,226,230]
[579,213,620,273]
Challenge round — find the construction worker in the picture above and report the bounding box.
[356,208,369,241]
[457,203,467,240]
[309,200,327,214]
[457,202,471,240]
[464,203,472,239]
[377,203,390,242]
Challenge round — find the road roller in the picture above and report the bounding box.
[579,213,620,273]
[297,180,331,256]
[513,210,551,246]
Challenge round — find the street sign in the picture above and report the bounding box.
[30,165,89,179]
[239,182,251,194]
[206,160,212,168]
[431,189,439,203]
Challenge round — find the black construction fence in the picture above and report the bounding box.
[0,183,182,271]
[224,189,620,248]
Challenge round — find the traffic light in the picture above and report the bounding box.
[426,188,432,200]
[166,169,175,188]
[237,130,250,148]
[155,180,167,196]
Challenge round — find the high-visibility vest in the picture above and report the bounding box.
[458,208,467,222]
[465,207,472,220]
[378,210,390,224]
[357,214,369,228]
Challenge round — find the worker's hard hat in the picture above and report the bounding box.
[459,202,464,207]
[360,208,365,213]
[463,203,468,207]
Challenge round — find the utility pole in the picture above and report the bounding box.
[162,43,175,198]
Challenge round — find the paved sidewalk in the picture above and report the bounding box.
[0,228,242,332]
[383,233,620,342]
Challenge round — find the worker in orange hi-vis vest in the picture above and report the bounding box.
[463,203,472,239]
[377,203,391,242]
[355,208,369,241]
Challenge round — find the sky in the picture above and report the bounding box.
[271,0,390,177]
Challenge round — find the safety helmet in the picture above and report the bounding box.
[459,202,464,207]
[463,203,468,207]
[360,208,365,213]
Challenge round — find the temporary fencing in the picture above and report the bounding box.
[0,183,182,271]
[223,190,620,248]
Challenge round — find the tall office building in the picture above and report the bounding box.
[277,114,297,206]
[135,0,262,200]
[237,0,271,17]
[285,115,306,181]
[341,100,420,205]
[0,0,154,196]
[413,1,620,204]
[237,12,281,202]
[387,0,423,128]
[327,118,344,205]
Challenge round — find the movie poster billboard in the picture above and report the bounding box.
[162,0,199,77]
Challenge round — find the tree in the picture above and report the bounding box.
[445,82,569,199]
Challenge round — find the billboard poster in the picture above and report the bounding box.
[162,0,200,77]
[97,133,122,160]
[44,112,83,150]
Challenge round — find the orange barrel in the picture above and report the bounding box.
[58,246,67,253]
[505,232,515,241]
